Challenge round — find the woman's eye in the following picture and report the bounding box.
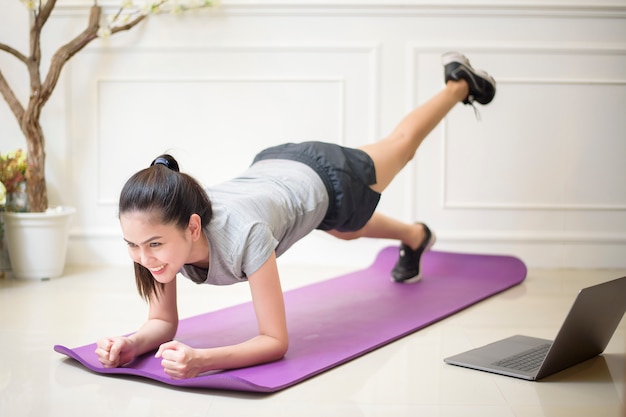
[149,242,161,248]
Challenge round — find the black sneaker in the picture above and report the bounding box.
[391,223,436,284]
[442,52,496,106]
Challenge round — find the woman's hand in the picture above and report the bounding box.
[95,336,137,368]
[155,340,204,379]
[151,251,288,380]
[96,252,288,380]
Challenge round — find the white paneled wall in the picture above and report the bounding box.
[2,1,625,268]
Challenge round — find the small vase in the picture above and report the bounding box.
[5,181,28,212]
[0,213,11,277]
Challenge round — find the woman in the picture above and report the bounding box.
[95,52,496,379]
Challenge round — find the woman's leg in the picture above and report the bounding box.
[329,213,433,283]
[327,212,426,246]
[331,80,469,246]
[359,51,497,194]
[330,52,496,282]
[359,80,468,194]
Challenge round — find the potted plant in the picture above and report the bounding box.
[0,0,215,279]
[0,149,28,278]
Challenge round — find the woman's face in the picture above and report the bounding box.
[120,211,194,284]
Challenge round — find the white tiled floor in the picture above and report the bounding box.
[0,263,624,417]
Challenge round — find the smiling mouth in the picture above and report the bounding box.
[149,264,166,273]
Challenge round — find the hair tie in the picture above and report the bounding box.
[153,157,170,168]
[150,155,180,172]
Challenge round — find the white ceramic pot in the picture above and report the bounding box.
[3,206,76,280]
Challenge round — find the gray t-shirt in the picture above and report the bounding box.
[180,159,329,285]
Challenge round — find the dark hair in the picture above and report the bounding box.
[119,154,213,302]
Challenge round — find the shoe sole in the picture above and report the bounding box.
[392,230,437,284]
[441,51,470,67]
[441,52,496,104]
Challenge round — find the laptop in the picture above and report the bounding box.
[444,276,626,380]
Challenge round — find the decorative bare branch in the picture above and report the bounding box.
[0,43,28,64]
[0,0,216,211]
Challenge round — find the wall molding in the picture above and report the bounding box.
[441,77,626,212]
[54,0,626,18]
[402,44,626,212]
[92,76,349,206]
[68,228,626,245]
[66,43,382,205]
[436,231,626,244]
[47,4,625,268]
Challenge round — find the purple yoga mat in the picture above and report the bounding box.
[55,247,526,392]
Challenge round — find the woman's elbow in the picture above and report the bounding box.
[268,336,289,362]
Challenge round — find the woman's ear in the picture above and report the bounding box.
[187,214,203,240]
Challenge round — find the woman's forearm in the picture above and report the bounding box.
[128,318,178,356]
[200,334,288,371]
[157,333,288,378]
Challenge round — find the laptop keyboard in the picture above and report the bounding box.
[492,343,551,371]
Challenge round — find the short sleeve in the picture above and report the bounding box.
[239,222,279,278]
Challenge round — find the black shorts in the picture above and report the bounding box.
[253,141,381,232]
